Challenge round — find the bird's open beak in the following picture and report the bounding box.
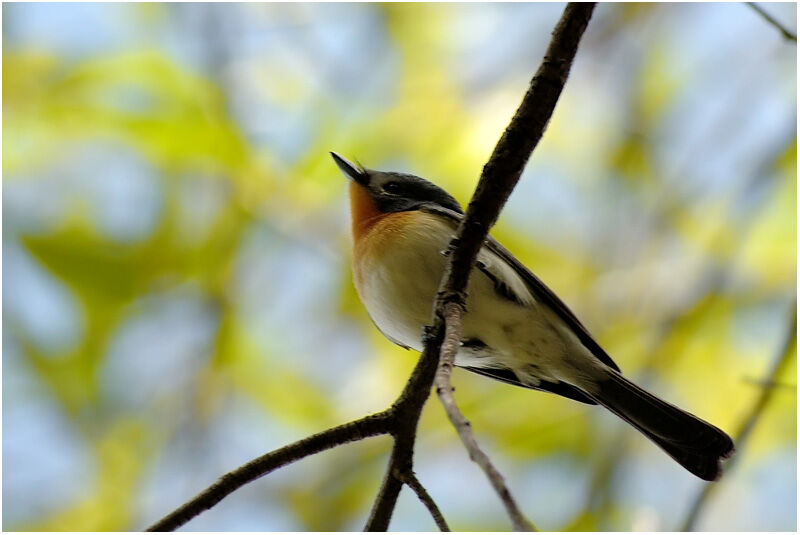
[331,152,369,186]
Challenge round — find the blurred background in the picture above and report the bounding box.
[3,2,796,531]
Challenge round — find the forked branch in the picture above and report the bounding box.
[146,3,596,531]
[429,3,595,531]
[146,411,394,531]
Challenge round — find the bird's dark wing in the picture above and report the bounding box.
[418,204,621,373]
[462,366,597,404]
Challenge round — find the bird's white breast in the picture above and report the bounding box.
[353,211,598,386]
[355,213,449,350]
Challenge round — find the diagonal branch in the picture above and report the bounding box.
[369,2,596,530]
[429,2,596,531]
[746,2,797,42]
[435,302,536,531]
[394,469,451,531]
[366,441,408,530]
[680,301,796,531]
[364,324,446,530]
[440,2,597,300]
[147,4,597,532]
[146,410,394,531]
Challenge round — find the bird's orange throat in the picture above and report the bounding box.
[349,181,387,241]
[350,182,417,288]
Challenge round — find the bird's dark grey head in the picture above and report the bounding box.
[331,152,463,214]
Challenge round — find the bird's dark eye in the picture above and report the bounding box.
[383,182,403,194]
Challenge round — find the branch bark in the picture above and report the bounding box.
[147,3,596,531]
[428,2,595,531]
[680,301,797,531]
[746,2,797,42]
[394,470,451,531]
[146,411,394,531]
[364,323,445,530]
[367,3,596,529]
[435,302,536,531]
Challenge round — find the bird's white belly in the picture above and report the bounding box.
[356,225,446,351]
[354,214,599,386]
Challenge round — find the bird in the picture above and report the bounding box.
[331,152,735,481]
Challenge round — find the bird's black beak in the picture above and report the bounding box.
[331,152,369,186]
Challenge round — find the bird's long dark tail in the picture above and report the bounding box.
[587,370,735,481]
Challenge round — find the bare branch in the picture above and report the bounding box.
[435,303,536,531]
[441,2,597,301]
[680,301,796,531]
[366,442,408,530]
[147,410,394,531]
[428,2,596,531]
[394,469,451,532]
[364,323,446,530]
[746,2,797,42]
[147,3,597,532]
[581,122,798,528]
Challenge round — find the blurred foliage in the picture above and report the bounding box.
[3,2,796,531]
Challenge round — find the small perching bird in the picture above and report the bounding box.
[333,152,734,481]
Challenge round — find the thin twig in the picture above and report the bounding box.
[581,127,798,528]
[746,2,797,42]
[146,410,394,531]
[741,377,796,390]
[394,469,451,531]
[367,4,596,529]
[680,301,796,531]
[427,2,596,531]
[435,303,536,531]
[147,3,597,531]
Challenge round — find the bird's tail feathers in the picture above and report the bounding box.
[588,370,734,481]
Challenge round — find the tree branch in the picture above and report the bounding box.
[435,302,536,531]
[394,469,451,531]
[746,2,797,42]
[428,2,596,531]
[366,442,407,530]
[147,3,596,531]
[146,410,395,531]
[442,2,597,300]
[680,301,797,531]
[364,323,445,530]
